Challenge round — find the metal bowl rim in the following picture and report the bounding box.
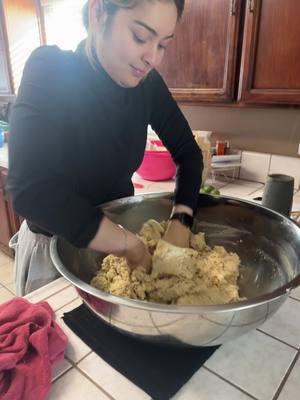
[50,192,300,314]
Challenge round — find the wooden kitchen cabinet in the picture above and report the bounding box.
[0,187,13,257]
[0,169,13,257]
[0,167,22,258]
[238,0,300,104]
[159,0,300,106]
[158,0,242,103]
[2,0,300,106]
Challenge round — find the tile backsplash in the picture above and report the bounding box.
[240,151,271,183]
[269,155,300,189]
[239,151,300,189]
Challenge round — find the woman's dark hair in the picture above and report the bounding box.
[82,0,185,31]
[82,2,89,30]
[173,0,185,19]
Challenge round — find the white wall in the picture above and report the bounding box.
[180,105,300,157]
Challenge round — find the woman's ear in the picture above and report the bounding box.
[89,0,106,29]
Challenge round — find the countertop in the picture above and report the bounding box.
[0,143,8,168]
[132,173,300,214]
[24,277,300,400]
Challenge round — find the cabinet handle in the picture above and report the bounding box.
[248,0,255,13]
[230,0,237,15]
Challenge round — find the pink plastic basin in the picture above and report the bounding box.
[137,140,176,181]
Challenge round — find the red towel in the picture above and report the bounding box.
[0,297,68,400]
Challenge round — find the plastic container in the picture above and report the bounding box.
[137,139,176,181]
[0,128,4,148]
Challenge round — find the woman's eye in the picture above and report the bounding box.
[159,44,167,51]
[133,33,146,44]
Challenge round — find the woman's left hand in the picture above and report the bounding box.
[163,220,190,248]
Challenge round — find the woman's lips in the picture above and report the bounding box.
[131,65,147,79]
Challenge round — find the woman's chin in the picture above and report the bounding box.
[118,75,144,88]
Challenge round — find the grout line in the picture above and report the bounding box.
[29,283,72,303]
[5,287,16,296]
[248,187,263,196]
[272,349,300,400]
[256,329,299,351]
[51,362,73,383]
[55,354,116,400]
[0,282,14,291]
[74,364,116,400]
[0,285,13,295]
[288,295,300,303]
[267,155,272,177]
[63,352,93,367]
[203,366,259,400]
[51,364,73,384]
[73,351,93,365]
[54,296,81,313]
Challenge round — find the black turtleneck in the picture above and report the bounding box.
[7,44,203,247]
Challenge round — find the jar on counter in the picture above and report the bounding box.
[216,140,227,156]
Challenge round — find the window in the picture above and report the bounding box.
[0,53,10,93]
[0,24,10,93]
[41,0,87,51]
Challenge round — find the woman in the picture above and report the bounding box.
[8,0,203,295]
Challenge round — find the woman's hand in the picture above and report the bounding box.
[163,220,190,248]
[88,217,151,272]
[125,234,152,273]
[163,204,193,248]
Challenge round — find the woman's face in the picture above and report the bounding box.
[95,0,178,87]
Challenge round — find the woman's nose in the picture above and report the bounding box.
[142,44,161,69]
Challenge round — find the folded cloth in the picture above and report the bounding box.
[0,297,68,400]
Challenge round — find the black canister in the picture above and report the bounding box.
[262,174,294,217]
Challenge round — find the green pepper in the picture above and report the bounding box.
[210,188,220,195]
[202,185,215,193]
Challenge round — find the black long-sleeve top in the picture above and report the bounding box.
[7,44,203,247]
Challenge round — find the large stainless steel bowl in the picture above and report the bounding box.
[50,193,300,347]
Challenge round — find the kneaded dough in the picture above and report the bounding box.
[90,219,244,305]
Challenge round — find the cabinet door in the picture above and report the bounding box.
[0,187,13,255]
[0,168,22,235]
[238,0,300,104]
[157,0,242,103]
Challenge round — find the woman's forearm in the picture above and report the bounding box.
[88,216,137,255]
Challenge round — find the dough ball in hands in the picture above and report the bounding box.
[152,240,198,280]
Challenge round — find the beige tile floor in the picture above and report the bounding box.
[0,251,15,303]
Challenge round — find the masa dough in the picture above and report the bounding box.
[90,219,243,305]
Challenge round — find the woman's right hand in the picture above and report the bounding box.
[88,217,152,272]
[125,235,152,273]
